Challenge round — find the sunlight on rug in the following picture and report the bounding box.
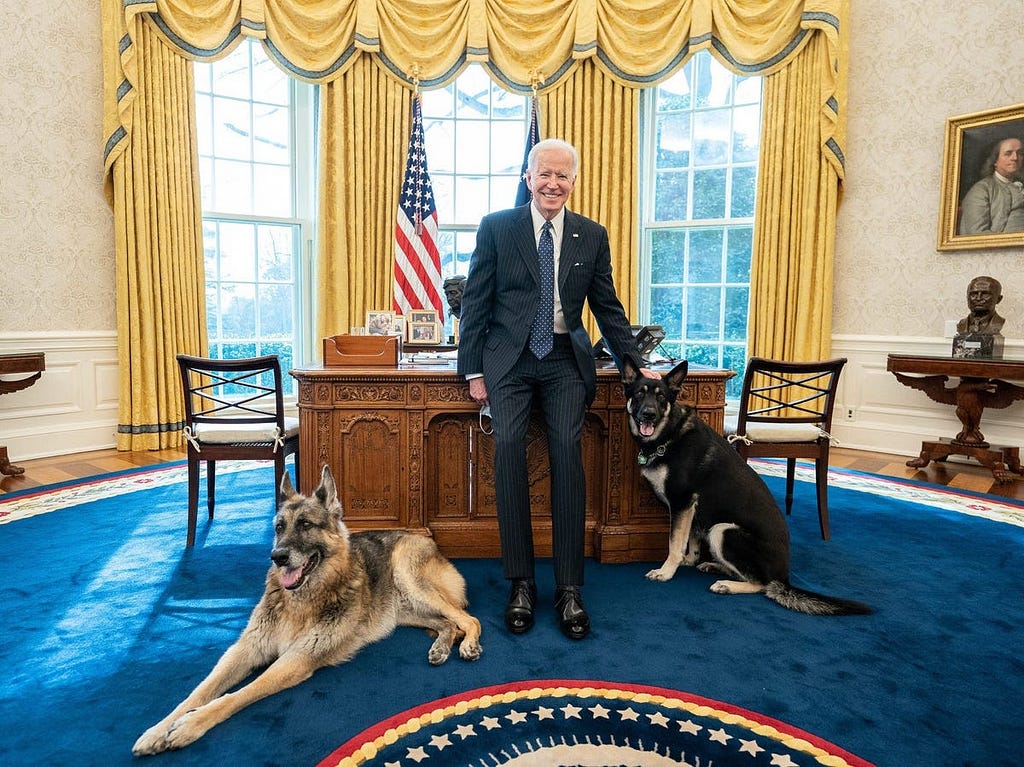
[319,680,873,767]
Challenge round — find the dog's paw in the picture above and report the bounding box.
[132,725,170,756]
[697,562,725,574]
[159,711,210,751]
[428,641,452,665]
[645,566,675,582]
[459,639,482,661]
[709,580,735,594]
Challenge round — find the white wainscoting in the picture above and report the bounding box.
[831,335,1024,458]
[2,331,1023,463]
[0,332,120,460]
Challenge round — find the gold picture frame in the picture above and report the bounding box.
[407,321,441,344]
[409,309,438,325]
[937,103,1024,251]
[365,310,396,335]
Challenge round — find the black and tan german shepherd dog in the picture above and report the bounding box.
[134,465,482,755]
[621,358,871,616]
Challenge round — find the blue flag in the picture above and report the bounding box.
[514,96,540,207]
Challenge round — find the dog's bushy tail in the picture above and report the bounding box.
[765,581,873,616]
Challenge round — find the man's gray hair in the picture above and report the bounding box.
[528,138,579,176]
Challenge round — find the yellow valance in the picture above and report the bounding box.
[104,0,846,180]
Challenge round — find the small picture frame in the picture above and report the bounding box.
[407,321,441,344]
[409,309,438,325]
[366,310,396,335]
[390,314,406,337]
[937,103,1024,251]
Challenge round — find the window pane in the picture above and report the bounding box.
[724,287,749,341]
[687,229,723,282]
[219,283,256,337]
[454,176,489,224]
[656,114,690,168]
[725,227,753,283]
[692,110,729,166]
[651,286,683,337]
[730,166,757,218]
[252,103,290,164]
[219,223,256,281]
[686,287,721,340]
[654,170,688,221]
[732,104,761,162]
[259,283,293,337]
[253,164,292,217]
[695,54,732,108]
[213,97,252,161]
[213,159,253,214]
[257,225,294,281]
[455,121,489,174]
[657,68,691,111]
[211,51,251,100]
[692,168,727,219]
[650,230,685,283]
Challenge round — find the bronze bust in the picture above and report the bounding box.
[956,275,1004,335]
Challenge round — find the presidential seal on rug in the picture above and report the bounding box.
[133,465,483,756]
[621,359,871,616]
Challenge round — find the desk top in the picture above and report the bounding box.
[886,353,1024,380]
[292,360,733,381]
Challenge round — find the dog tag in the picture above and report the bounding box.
[637,453,648,466]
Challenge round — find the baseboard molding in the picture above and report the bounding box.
[831,335,1024,457]
[0,332,119,460]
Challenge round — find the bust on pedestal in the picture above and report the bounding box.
[952,275,1005,359]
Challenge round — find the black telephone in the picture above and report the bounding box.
[593,324,665,360]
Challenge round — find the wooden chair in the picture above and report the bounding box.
[176,354,299,546]
[725,357,847,540]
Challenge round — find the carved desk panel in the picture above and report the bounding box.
[291,363,733,563]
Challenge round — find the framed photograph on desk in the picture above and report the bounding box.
[366,310,396,335]
[407,321,440,344]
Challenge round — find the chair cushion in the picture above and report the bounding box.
[194,416,299,444]
[724,416,823,443]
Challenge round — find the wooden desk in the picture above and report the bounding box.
[887,353,1024,483]
[0,352,45,476]
[291,362,734,562]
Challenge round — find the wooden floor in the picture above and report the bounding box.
[3,444,1023,501]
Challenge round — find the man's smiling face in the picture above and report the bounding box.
[526,148,577,220]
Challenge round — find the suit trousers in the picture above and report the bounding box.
[487,334,587,587]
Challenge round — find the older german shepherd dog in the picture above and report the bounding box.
[133,465,483,755]
[621,358,871,616]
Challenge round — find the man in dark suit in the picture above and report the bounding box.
[457,138,645,640]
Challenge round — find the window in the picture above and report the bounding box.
[640,51,762,397]
[194,41,317,392]
[421,67,530,333]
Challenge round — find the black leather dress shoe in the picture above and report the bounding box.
[555,586,590,640]
[504,579,537,634]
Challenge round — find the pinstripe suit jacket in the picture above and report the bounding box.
[457,204,640,405]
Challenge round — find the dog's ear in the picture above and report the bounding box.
[315,465,345,521]
[663,359,689,400]
[279,470,297,501]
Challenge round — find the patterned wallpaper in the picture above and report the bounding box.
[0,1,1020,338]
[0,4,115,332]
[837,1,1024,338]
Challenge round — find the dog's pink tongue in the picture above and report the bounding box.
[279,567,302,589]
[640,423,655,437]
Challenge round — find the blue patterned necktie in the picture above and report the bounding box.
[529,221,555,358]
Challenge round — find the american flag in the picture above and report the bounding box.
[514,95,541,207]
[394,93,443,317]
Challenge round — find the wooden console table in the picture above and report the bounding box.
[0,352,45,476]
[886,353,1024,483]
[291,362,733,562]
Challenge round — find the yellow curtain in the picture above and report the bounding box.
[317,59,410,339]
[542,61,640,332]
[748,31,843,361]
[109,19,207,450]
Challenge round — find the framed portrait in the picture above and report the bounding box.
[365,310,396,335]
[937,103,1024,251]
[390,314,406,337]
[407,321,441,344]
[409,309,438,325]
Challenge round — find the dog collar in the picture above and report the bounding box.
[637,444,667,466]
